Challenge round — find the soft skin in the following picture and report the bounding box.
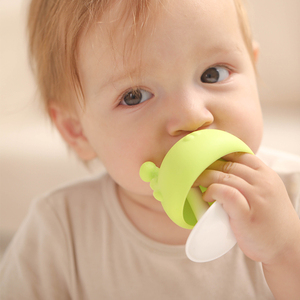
[194,153,300,299]
[50,0,300,299]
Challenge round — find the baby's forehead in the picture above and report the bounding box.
[77,2,160,77]
[78,0,241,66]
[84,1,160,43]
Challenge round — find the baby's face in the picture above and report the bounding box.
[75,0,263,198]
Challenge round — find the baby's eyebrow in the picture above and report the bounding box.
[102,67,142,89]
[112,68,141,83]
[202,42,243,57]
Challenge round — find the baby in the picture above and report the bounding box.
[1,0,300,299]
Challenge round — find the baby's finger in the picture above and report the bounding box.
[203,183,250,221]
[221,152,262,171]
[194,169,254,201]
[204,159,256,185]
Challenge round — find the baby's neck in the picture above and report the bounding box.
[117,185,191,245]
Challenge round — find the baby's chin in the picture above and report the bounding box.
[117,179,153,199]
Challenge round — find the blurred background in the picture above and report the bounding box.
[1,0,300,258]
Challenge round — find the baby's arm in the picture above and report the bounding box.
[195,153,300,300]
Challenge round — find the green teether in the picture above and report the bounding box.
[139,129,253,229]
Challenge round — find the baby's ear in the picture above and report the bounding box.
[49,103,97,161]
[252,40,260,64]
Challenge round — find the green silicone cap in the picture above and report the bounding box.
[139,129,253,229]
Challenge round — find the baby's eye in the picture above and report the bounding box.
[201,66,230,84]
[121,88,153,106]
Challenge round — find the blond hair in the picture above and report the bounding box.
[27,0,254,113]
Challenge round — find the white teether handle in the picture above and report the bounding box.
[185,201,237,262]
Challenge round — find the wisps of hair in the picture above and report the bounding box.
[233,0,255,65]
[27,0,157,112]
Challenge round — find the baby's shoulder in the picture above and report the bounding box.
[31,172,114,222]
[46,172,109,199]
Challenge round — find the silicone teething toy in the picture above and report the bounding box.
[139,129,253,262]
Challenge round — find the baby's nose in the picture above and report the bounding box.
[166,95,214,136]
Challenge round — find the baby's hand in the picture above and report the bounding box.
[194,153,300,265]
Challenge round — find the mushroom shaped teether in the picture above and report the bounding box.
[139,129,253,262]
